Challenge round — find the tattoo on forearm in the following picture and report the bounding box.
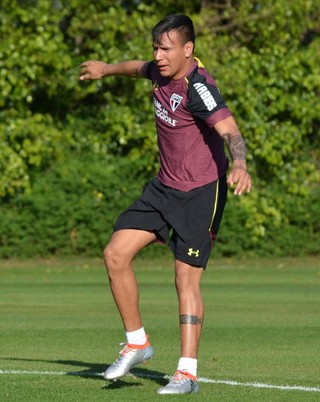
[179,314,203,325]
[222,133,246,161]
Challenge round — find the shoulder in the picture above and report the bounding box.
[142,61,156,79]
[187,58,218,87]
[186,60,228,118]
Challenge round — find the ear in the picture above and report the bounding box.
[184,41,194,58]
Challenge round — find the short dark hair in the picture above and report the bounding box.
[152,14,195,48]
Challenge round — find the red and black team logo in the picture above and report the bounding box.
[170,93,183,112]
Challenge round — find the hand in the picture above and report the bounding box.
[79,60,108,80]
[227,163,252,196]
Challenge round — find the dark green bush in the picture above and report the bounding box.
[1,153,319,259]
[0,155,153,258]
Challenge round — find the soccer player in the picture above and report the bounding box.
[80,14,252,394]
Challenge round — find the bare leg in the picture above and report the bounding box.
[175,260,204,358]
[103,229,157,332]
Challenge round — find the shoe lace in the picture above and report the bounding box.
[169,371,190,387]
[119,342,134,357]
[108,343,134,369]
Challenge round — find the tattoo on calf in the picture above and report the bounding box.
[222,133,246,161]
[179,314,203,325]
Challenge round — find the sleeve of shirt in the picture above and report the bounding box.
[141,61,155,80]
[186,77,232,125]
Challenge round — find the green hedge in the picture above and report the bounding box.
[0,155,152,257]
[0,154,319,259]
[217,185,320,258]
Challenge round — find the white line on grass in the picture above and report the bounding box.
[0,369,319,393]
[197,377,320,393]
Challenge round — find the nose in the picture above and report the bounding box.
[154,48,163,61]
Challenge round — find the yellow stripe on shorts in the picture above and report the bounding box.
[209,179,219,232]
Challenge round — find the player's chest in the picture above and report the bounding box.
[152,82,192,127]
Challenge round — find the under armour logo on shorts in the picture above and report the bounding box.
[188,248,200,257]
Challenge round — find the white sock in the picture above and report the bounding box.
[177,357,197,377]
[125,327,147,345]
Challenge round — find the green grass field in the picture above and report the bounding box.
[1,256,319,401]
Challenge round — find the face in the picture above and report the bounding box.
[152,29,193,80]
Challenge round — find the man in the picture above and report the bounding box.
[80,14,251,395]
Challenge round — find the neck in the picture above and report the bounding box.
[172,58,195,80]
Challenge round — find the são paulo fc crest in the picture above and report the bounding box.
[170,93,183,112]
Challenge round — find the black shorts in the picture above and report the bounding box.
[114,176,227,268]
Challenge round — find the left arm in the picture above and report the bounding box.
[214,116,252,196]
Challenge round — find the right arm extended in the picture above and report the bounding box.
[79,60,148,80]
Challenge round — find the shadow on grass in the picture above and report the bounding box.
[2,357,168,388]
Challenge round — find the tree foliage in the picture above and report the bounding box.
[0,0,319,257]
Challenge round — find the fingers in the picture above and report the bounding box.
[227,168,252,196]
[79,61,92,80]
[79,60,101,80]
[79,72,91,81]
[79,60,108,81]
[235,176,252,196]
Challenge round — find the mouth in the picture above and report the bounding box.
[158,65,169,73]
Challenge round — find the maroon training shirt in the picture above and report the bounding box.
[143,58,231,191]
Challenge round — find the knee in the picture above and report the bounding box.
[103,243,130,276]
[175,272,193,295]
[175,267,202,297]
[103,244,121,273]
